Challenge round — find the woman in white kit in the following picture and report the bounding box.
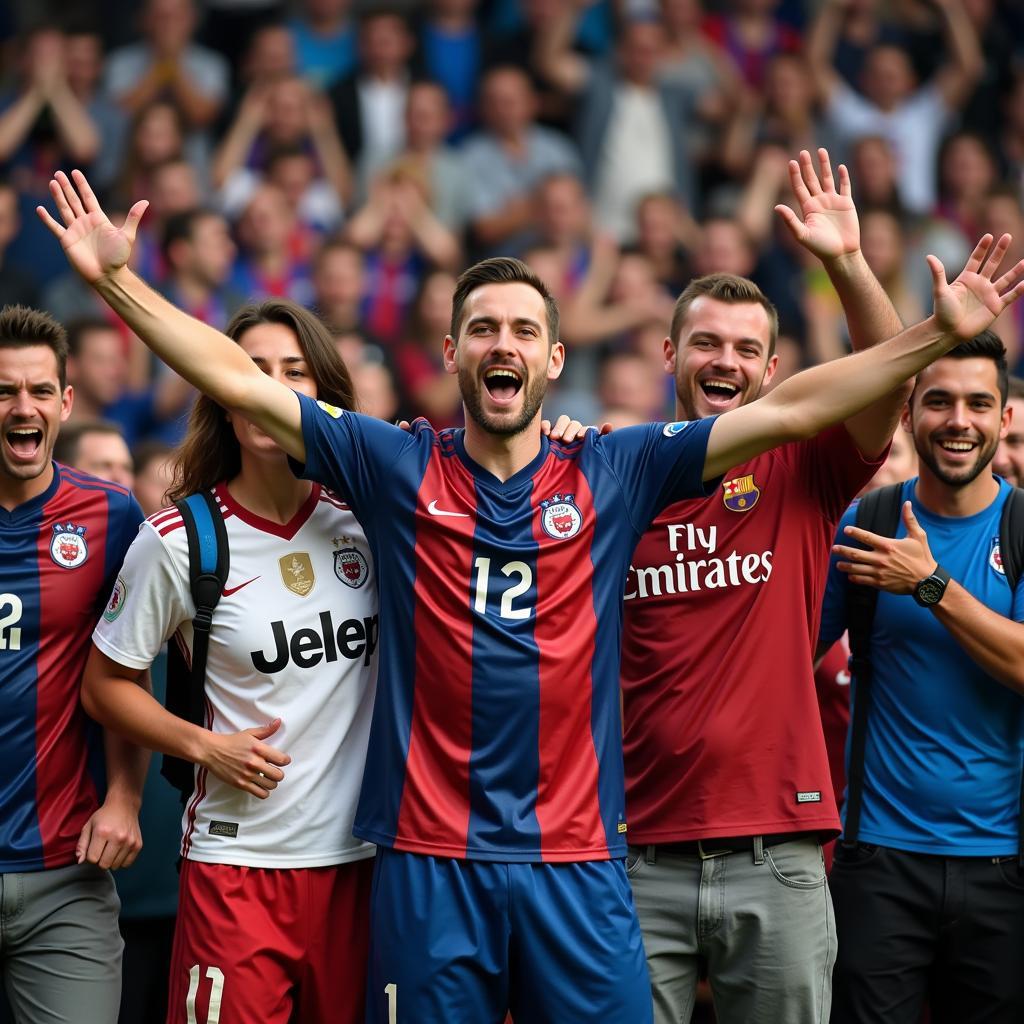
[83,299,377,1024]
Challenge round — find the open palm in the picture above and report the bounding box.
[775,148,859,261]
[37,170,148,285]
[930,233,1024,342]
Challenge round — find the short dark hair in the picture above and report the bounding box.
[66,316,119,359]
[0,305,69,389]
[910,329,1009,406]
[132,439,174,476]
[53,419,126,467]
[450,257,559,344]
[669,273,778,357]
[161,208,218,262]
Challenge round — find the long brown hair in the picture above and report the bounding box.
[168,299,356,501]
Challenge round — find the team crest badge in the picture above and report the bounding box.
[723,474,760,512]
[279,552,315,596]
[539,493,583,540]
[333,535,369,589]
[663,420,691,437]
[989,537,1005,576]
[103,576,128,622]
[50,522,88,568]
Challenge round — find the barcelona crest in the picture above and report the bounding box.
[333,535,369,589]
[50,522,88,568]
[723,475,760,512]
[539,493,583,540]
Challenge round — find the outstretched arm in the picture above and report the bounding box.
[776,148,908,457]
[703,233,1024,480]
[37,170,305,461]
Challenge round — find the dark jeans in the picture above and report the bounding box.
[830,843,1024,1024]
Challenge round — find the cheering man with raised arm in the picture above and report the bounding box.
[39,169,1024,1024]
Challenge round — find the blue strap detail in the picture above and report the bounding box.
[182,493,219,576]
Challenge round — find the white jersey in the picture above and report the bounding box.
[93,483,377,869]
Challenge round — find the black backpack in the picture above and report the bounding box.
[844,483,1024,866]
[160,491,230,799]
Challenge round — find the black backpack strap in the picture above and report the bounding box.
[843,483,904,848]
[160,490,230,797]
[999,487,1024,866]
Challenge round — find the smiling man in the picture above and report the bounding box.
[0,305,145,1023]
[619,150,914,1024]
[39,166,1024,1023]
[820,331,1024,1022]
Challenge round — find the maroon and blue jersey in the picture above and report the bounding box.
[294,395,717,862]
[0,464,143,871]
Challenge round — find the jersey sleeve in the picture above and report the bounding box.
[790,425,888,523]
[290,393,416,519]
[92,522,192,671]
[595,418,720,532]
[99,491,145,611]
[818,503,857,650]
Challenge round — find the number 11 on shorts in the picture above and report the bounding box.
[385,982,397,1023]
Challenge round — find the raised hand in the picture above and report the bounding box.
[929,233,1024,342]
[36,169,148,285]
[774,148,859,263]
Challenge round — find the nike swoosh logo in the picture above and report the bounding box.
[427,500,469,518]
[222,576,261,597]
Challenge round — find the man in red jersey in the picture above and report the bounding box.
[620,149,911,1023]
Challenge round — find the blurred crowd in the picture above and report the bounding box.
[2,0,1024,450]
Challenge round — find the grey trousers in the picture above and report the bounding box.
[1,862,123,1024]
[628,837,836,1024]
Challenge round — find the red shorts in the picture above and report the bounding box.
[166,857,373,1024]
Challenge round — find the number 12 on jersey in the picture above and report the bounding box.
[473,558,533,621]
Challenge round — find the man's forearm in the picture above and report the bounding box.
[932,582,1024,694]
[94,266,260,409]
[102,728,149,811]
[825,251,903,352]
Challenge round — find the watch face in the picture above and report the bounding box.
[917,579,944,605]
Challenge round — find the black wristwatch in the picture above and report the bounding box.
[912,565,951,607]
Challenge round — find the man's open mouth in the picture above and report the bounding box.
[5,426,43,460]
[936,437,977,457]
[483,367,524,404]
[698,378,741,405]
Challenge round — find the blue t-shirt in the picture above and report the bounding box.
[293,396,717,862]
[288,17,356,89]
[820,477,1024,856]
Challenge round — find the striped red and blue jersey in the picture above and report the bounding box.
[0,463,143,871]
[295,395,717,862]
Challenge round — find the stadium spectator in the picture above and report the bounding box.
[460,65,581,255]
[0,304,144,1023]
[702,0,802,92]
[83,300,377,1024]
[0,182,38,308]
[596,349,665,424]
[981,186,1024,371]
[230,183,315,307]
[393,268,461,427]
[419,0,483,142]
[288,0,356,90]
[329,10,418,187]
[45,163,1024,1024]
[130,439,175,515]
[160,208,243,330]
[213,74,352,219]
[104,0,230,141]
[935,130,1000,243]
[620,150,909,1024]
[993,374,1024,487]
[634,191,698,295]
[538,13,695,242]
[53,419,135,489]
[374,80,469,232]
[822,330,1024,1022]
[311,237,366,337]
[808,0,982,214]
[530,173,593,293]
[345,165,460,345]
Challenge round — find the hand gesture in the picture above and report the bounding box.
[833,501,935,594]
[76,794,142,870]
[37,170,148,286]
[775,148,859,263]
[541,416,612,442]
[198,718,291,800]
[929,233,1024,342]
